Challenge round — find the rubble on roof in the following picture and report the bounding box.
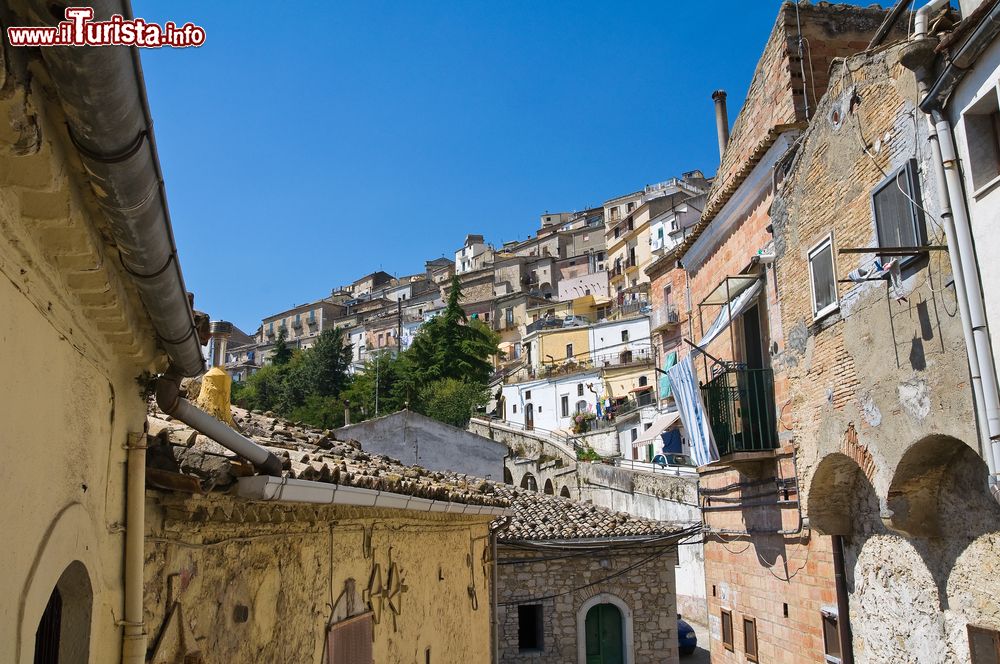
[146,405,694,539]
[146,405,508,508]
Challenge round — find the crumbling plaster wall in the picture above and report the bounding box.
[144,494,495,663]
[496,545,680,664]
[770,44,1000,663]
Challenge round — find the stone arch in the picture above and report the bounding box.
[560,485,571,498]
[520,473,538,492]
[887,434,994,538]
[576,592,635,664]
[807,452,876,536]
[503,466,513,485]
[543,479,554,495]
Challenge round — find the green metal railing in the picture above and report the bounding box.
[700,365,778,456]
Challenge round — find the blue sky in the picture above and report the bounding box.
[135,1,869,333]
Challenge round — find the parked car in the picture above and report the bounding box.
[562,314,591,327]
[652,453,695,468]
[678,615,698,656]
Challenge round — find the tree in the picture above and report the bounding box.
[306,327,353,397]
[341,351,404,420]
[406,274,500,385]
[415,378,488,428]
[271,326,292,366]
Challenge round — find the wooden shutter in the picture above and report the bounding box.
[327,612,373,664]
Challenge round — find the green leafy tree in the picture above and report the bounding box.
[235,363,287,412]
[341,351,403,420]
[406,274,500,385]
[415,378,488,428]
[306,328,353,397]
[271,326,293,366]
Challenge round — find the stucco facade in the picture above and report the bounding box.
[144,496,495,663]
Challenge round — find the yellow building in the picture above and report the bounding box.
[144,409,506,663]
[0,19,206,664]
[525,326,592,372]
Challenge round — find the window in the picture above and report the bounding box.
[809,234,839,319]
[744,617,758,662]
[822,610,841,662]
[630,429,638,442]
[512,405,517,414]
[639,376,648,387]
[566,343,574,359]
[327,613,374,664]
[963,88,1000,194]
[969,625,1000,664]
[871,159,926,262]
[621,330,629,342]
[561,395,569,418]
[721,609,734,651]
[577,384,584,397]
[576,400,587,413]
[517,604,544,651]
[506,308,514,326]
[525,390,531,400]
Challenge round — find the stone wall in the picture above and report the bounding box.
[470,419,708,625]
[767,42,1000,664]
[144,494,495,663]
[336,410,507,481]
[496,544,680,664]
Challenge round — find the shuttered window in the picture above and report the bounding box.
[721,609,734,651]
[327,613,374,664]
[872,159,926,263]
[969,625,1000,664]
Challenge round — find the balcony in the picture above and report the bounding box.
[650,304,681,331]
[700,365,778,457]
[292,318,303,329]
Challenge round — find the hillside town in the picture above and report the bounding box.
[4,1,1000,663]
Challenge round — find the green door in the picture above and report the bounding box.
[585,603,624,664]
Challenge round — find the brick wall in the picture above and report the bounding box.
[496,544,679,664]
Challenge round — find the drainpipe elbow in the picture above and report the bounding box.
[155,372,182,415]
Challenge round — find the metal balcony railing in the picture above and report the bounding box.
[700,365,779,456]
[650,304,680,330]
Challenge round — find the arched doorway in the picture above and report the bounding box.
[543,479,554,495]
[520,473,538,492]
[503,467,513,485]
[584,604,624,664]
[525,403,534,431]
[34,561,92,664]
[560,485,571,498]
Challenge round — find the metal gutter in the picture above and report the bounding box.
[921,0,1000,111]
[29,0,205,376]
[237,475,513,516]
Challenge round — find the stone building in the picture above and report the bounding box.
[0,10,210,662]
[144,407,509,663]
[494,487,695,664]
[664,3,911,663]
[767,18,1000,664]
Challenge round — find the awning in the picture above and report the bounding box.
[629,385,653,393]
[700,274,761,306]
[696,278,763,349]
[633,411,681,446]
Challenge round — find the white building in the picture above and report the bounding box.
[455,234,493,274]
[500,371,602,434]
[588,316,652,359]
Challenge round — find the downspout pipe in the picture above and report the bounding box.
[19,3,203,662]
[156,374,284,476]
[832,535,855,664]
[900,7,1000,484]
[28,0,205,377]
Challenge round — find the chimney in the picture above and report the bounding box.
[208,320,233,368]
[343,399,351,426]
[712,90,730,159]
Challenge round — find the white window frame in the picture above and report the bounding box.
[808,234,839,320]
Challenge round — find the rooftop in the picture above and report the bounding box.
[146,406,689,540]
